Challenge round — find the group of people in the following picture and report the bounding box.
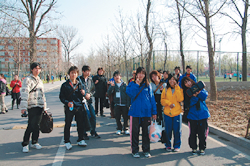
[19,62,210,159]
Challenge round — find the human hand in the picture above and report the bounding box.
[152,115,157,120]
[107,81,111,84]
[85,93,91,100]
[193,91,200,97]
[110,81,115,86]
[160,86,164,91]
[68,102,73,108]
[136,78,140,85]
[170,104,175,108]
[81,89,85,95]
[21,109,26,114]
[95,80,99,84]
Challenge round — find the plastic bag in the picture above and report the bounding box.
[148,120,162,143]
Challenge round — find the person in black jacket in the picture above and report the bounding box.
[59,66,87,150]
[107,71,130,135]
[92,67,107,117]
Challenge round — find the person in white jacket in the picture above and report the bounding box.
[20,62,47,153]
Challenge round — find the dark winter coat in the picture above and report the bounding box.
[92,75,107,98]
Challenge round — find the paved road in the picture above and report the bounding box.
[0,83,250,166]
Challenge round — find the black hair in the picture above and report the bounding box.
[134,67,149,86]
[174,66,180,71]
[166,74,178,89]
[186,65,192,69]
[82,65,91,72]
[68,66,79,75]
[113,70,120,77]
[181,76,196,92]
[97,67,104,75]
[30,62,41,70]
[163,70,170,74]
[157,69,162,74]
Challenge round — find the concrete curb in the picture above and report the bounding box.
[208,123,250,149]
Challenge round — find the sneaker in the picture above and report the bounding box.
[83,134,89,140]
[116,130,121,135]
[132,153,140,158]
[173,148,180,152]
[31,143,42,149]
[143,152,151,158]
[200,150,205,155]
[91,133,101,139]
[192,149,197,155]
[22,145,29,153]
[0,112,6,114]
[166,147,172,152]
[124,130,130,135]
[65,143,72,150]
[77,140,87,147]
[100,114,106,117]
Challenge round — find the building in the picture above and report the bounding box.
[0,37,63,81]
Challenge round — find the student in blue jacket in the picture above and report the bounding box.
[181,76,210,156]
[126,67,157,158]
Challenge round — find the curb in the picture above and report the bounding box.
[208,123,250,149]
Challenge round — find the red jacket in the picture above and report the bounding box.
[10,80,22,93]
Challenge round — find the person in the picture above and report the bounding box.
[51,74,54,84]
[64,74,67,81]
[181,76,210,156]
[178,65,197,88]
[0,74,7,114]
[149,70,166,124]
[224,73,227,80]
[59,66,87,150]
[239,74,242,81]
[46,74,50,83]
[229,74,232,82]
[157,69,163,80]
[10,75,22,110]
[161,70,170,83]
[174,66,182,83]
[78,65,101,139]
[92,67,107,117]
[20,62,47,153]
[108,71,130,135]
[59,74,62,81]
[128,70,136,83]
[126,67,157,158]
[161,74,184,152]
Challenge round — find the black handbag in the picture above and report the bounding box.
[40,112,53,133]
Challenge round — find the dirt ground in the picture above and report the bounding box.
[206,90,250,138]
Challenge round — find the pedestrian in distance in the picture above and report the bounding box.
[239,74,242,81]
[174,66,182,83]
[181,76,210,156]
[78,65,101,139]
[46,74,50,83]
[107,71,130,135]
[126,67,157,158]
[0,74,7,114]
[161,74,184,152]
[161,70,170,83]
[59,66,87,150]
[92,67,107,117]
[51,74,54,84]
[224,73,227,80]
[128,70,136,83]
[20,62,47,153]
[10,74,22,110]
[229,74,232,82]
[59,74,62,81]
[149,70,166,124]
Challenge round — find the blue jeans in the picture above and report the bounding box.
[164,114,182,149]
[88,103,97,135]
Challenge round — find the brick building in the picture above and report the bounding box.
[0,37,63,81]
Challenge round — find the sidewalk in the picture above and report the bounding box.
[5,80,65,108]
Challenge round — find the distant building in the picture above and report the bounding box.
[0,37,63,80]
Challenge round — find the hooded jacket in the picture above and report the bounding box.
[126,82,157,117]
[187,89,210,120]
[161,85,184,117]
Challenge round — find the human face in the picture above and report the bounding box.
[169,77,177,88]
[114,74,121,83]
[69,70,78,81]
[14,75,18,80]
[151,74,159,83]
[184,80,192,88]
[175,69,179,75]
[132,73,136,79]
[137,71,145,80]
[83,70,91,77]
[98,69,103,75]
[31,66,41,77]
[186,68,192,74]
[163,72,168,80]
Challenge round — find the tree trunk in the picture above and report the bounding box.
[205,1,217,101]
[29,32,36,64]
[164,41,167,70]
[242,0,248,81]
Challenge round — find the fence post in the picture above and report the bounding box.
[237,52,239,82]
[197,51,199,81]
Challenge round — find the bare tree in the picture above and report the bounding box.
[221,0,248,81]
[176,0,227,101]
[56,25,83,67]
[0,0,57,64]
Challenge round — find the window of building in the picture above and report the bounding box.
[0,45,4,50]
[51,39,57,44]
[0,51,4,56]
[8,46,14,50]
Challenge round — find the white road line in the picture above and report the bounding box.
[52,137,65,166]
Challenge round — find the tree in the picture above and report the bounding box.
[0,0,57,64]
[176,0,227,101]
[56,25,83,68]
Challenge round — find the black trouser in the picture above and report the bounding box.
[95,97,104,115]
[188,119,209,151]
[12,92,21,108]
[154,94,163,123]
[22,107,43,146]
[130,116,151,154]
[64,106,85,143]
[114,105,128,131]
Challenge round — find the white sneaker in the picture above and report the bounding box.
[77,140,87,147]
[65,143,72,150]
[31,143,42,149]
[125,130,130,135]
[116,130,121,135]
[22,145,29,153]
